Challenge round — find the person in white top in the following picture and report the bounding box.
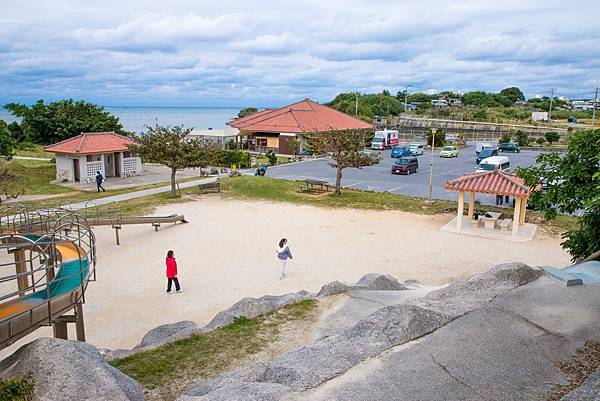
[276,238,293,280]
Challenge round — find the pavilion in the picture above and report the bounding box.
[444,169,540,238]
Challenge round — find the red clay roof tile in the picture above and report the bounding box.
[44,132,136,155]
[227,98,372,133]
[445,169,539,197]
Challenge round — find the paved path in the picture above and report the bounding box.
[62,176,217,211]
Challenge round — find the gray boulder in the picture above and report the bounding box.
[0,338,144,401]
[135,320,199,349]
[409,262,542,318]
[178,382,289,401]
[260,304,450,391]
[560,366,600,401]
[316,280,349,297]
[183,363,268,397]
[403,279,423,287]
[355,273,407,290]
[204,290,315,331]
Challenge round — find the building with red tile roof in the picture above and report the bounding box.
[227,98,373,155]
[44,132,141,183]
[444,169,540,237]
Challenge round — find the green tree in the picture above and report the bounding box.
[545,131,560,145]
[516,129,600,260]
[499,133,512,144]
[462,91,497,107]
[498,87,525,104]
[4,99,126,144]
[128,125,219,197]
[515,130,529,147]
[310,129,374,195]
[427,129,446,147]
[0,121,15,159]
[536,137,546,146]
[237,107,258,118]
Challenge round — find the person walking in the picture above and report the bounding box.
[95,171,106,192]
[165,250,182,293]
[276,238,293,280]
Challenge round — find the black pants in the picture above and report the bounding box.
[97,183,105,192]
[167,277,180,292]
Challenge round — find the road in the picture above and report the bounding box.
[266,142,544,206]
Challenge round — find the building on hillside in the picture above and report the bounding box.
[187,128,240,149]
[227,98,373,155]
[431,99,448,107]
[44,132,141,183]
[531,112,549,122]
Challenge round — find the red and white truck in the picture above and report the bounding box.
[371,130,399,150]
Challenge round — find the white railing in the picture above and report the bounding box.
[85,161,103,179]
[122,157,140,177]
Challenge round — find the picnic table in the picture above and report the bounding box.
[481,211,502,230]
[299,179,332,193]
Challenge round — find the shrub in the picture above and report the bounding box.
[0,374,34,401]
[266,150,278,165]
[515,130,529,147]
[218,150,251,168]
[427,128,446,147]
[536,137,546,145]
[545,131,561,145]
[499,133,512,144]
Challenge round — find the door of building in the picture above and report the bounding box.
[114,152,121,177]
[73,159,80,182]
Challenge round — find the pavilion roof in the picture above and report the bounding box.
[445,169,539,197]
[44,132,136,155]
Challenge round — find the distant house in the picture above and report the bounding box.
[44,132,141,183]
[448,98,463,106]
[431,99,448,107]
[227,98,373,155]
[531,112,549,122]
[187,128,240,149]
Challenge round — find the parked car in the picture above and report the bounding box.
[499,143,520,153]
[391,157,418,175]
[361,149,381,165]
[409,143,424,156]
[476,147,499,164]
[475,156,510,172]
[391,146,412,158]
[440,146,459,158]
[475,142,493,154]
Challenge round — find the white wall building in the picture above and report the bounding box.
[45,132,142,183]
[187,128,240,148]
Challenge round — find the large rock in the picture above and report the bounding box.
[261,304,449,391]
[560,366,600,401]
[316,281,349,297]
[134,320,199,349]
[182,363,268,397]
[409,262,542,318]
[204,290,315,331]
[355,273,407,290]
[0,338,144,401]
[178,382,290,401]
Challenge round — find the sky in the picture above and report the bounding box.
[0,0,599,107]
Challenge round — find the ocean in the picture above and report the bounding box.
[0,106,242,134]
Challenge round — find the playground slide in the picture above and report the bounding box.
[84,214,187,226]
[0,234,91,349]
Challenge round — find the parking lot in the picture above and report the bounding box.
[266,142,543,206]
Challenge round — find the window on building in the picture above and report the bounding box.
[123,151,132,158]
[257,138,268,147]
[86,154,101,162]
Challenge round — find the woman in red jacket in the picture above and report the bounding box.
[165,250,182,294]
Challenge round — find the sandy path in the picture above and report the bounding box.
[0,197,570,357]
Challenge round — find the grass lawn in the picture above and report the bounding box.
[5,159,71,195]
[14,144,52,159]
[112,300,317,400]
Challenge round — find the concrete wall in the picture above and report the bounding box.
[55,155,74,182]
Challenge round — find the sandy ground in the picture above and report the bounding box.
[0,197,571,358]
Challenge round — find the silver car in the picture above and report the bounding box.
[409,143,424,156]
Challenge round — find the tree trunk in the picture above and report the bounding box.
[170,167,177,198]
[335,166,343,195]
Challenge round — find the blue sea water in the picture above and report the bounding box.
[0,106,242,134]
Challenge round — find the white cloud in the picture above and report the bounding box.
[0,0,598,106]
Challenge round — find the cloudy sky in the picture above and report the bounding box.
[1,0,598,107]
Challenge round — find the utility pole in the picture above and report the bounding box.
[547,88,555,128]
[428,128,435,202]
[404,85,412,114]
[355,93,359,116]
[592,85,599,128]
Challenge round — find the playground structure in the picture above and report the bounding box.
[0,204,96,350]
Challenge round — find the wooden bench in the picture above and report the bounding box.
[498,219,511,231]
[299,184,327,194]
[198,182,221,194]
[469,218,482,228]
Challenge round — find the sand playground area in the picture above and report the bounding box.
[0,197,571,356]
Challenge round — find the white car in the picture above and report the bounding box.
[409,143,424,156]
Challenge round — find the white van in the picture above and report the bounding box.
[475,142,493,155]
[476,156,510,172]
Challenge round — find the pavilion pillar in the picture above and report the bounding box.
[467,191,475,218]
[456,190,465,232]
[512,196,522,237]
[519,197,527,225]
